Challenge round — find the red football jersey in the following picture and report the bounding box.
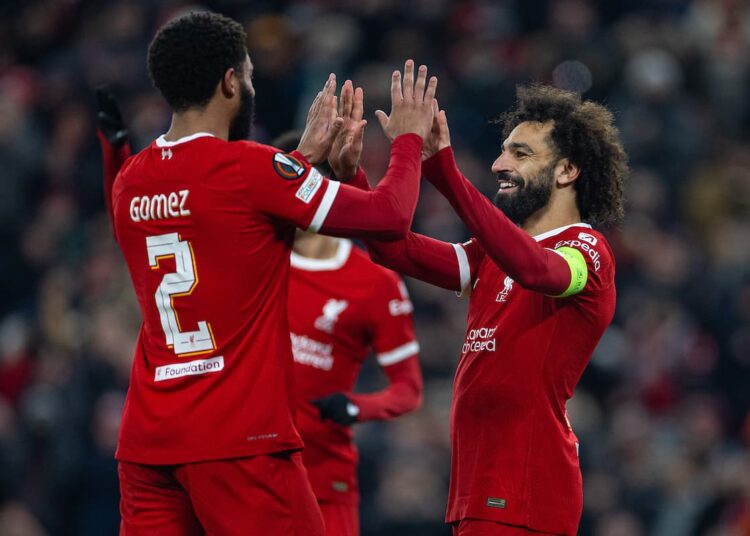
[447,223,615,535]
[112,132,342,464]
[288,239,419,504]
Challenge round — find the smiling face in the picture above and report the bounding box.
[491,121,560,225]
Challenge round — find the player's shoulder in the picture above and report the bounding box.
[546,224,614,277]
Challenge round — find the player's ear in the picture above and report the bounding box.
[220,67,237,99]
[556,158,580,187]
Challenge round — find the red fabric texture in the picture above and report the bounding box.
[446,226,615,534]
[97,129,131,238]
[344,165,463,291]
[301,133,423,240]
[349,356,421,421]
[452,518,561,536]
[118,452,324,536]
[421,147,572,295]
[290,242,421,504]
[319,502,359,536]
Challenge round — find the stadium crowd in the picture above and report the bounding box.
[0,0,748,534]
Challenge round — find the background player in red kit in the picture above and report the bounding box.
[351,86,628,535]
[272,130,423,536]
[104,11,437,536]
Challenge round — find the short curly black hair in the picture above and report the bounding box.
[499,85,628,225]
[148,12,248,112]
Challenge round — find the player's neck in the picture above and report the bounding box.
[293,233,341,260]
[164,106,230,142]
[521,199,582,238]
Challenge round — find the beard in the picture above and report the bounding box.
[493,162,556,225]
[228,83,255,141]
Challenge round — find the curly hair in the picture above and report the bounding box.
[148,12,248,112]
[498,85,628,225]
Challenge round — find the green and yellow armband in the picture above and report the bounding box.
[552,247,588,298]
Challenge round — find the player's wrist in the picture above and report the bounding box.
[422,145,455,184]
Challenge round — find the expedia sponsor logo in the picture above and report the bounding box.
[578,232,598,246]
[154,356,224,381]
[388,298,413,316]
[462,327,497,354]
[554,239,602,271]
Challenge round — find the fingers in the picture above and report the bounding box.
[306,91,322,121]
[375,110,389,134]
[324,117,344,149]
[352,119,367,146]
[439,110,449,130]
[402,59,414,101]
[310,74,335,118]
[424,75,438,104]
[390,70,402,105]
[352,86,363,121]
[341,80,354,119]
[414,64,427,102]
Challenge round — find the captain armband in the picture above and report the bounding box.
[550,246,588,298]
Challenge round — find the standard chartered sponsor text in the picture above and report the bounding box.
[291,333,334,370]
[462,327,497,354]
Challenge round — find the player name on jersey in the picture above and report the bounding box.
[129,189,191,222]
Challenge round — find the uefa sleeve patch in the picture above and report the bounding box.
[273,152,307,180]
[295,168,324,203]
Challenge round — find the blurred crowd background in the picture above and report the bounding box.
[0,0,749,534]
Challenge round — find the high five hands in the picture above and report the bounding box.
[297,60,440,170]
[375,60,438,143]
[328,80,366,180]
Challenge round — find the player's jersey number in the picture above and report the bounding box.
[146,233,216,356]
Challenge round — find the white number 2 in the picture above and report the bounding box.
[146,233,216,356]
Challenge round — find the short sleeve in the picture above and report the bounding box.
[243,144,339,231]
[370,273,420,367]
[454,238,485,297]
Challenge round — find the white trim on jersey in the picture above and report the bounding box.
[533,223,592,242]
[307,180,340,233]
[290,239,352,271]
[155,132,216,147]
[453,243,471,297]
[377,340,420,366]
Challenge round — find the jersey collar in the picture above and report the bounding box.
[533,223,592,242]
[290,239,353,271]
[155,132,216,147]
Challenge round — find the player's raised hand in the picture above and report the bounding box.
[375,60,437,142]
[421,99,451,160]
[96,88,129,147]
[297,74,344,164]
[328,80,367,180]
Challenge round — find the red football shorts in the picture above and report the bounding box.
[319,502,359,536]
[452,518,562,536]
[119,451,324,536]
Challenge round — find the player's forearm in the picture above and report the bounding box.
[367,233,462,290]
[97,130,131,236]
[344,164,464,290]
[315,134,422,240]
[348,357,422,421]
[423,147,571,294]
